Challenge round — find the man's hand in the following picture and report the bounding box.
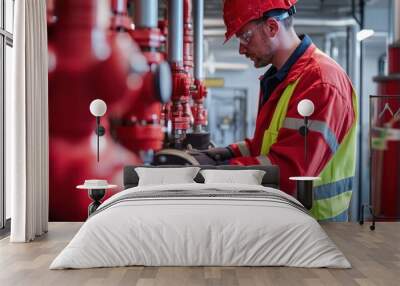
[202,147,234,162]
[186,150,217,165]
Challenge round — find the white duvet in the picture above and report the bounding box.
[50,183,351,269]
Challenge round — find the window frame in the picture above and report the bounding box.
[0,0,13,231]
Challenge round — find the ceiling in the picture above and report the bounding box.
[159,0,389,20]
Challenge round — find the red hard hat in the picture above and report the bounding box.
[223,0,298,43]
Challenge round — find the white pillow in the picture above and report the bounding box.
[135,167,201,186]
[200,169,266,185]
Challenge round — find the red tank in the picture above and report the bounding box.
[372,41,400,220]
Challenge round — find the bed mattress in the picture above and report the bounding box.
[50,183,351,269]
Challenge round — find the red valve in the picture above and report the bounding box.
[191,79,208,128]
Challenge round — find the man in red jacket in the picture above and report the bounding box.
[203,0,358,221]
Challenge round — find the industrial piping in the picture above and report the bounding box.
[106,0,172,163]
[183,0,194,73]
[190,0,209,139]
[110,0,131,31]
[153,0,212,165]
[135,0,158,28]
[168,0,183,64]
[193,0,204,80]
[167,0,192,149]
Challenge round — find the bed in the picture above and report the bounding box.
[50,165,350,269]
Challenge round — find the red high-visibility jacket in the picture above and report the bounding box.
[229,44,356,196]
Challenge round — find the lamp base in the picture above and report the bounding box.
[88,189,106,216]
[289,177,320,210]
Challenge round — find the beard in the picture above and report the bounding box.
[253,57,269,68]
[254,38,275,68]
[250,54,272,68]
[244,39,274,68]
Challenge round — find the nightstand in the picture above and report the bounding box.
[76,180,118,216]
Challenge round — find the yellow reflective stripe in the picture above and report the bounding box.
[260,78,301,155]
[314,90,358,188]
[237,141,251,156]
[310,191,352,220]
[256,156,272,165]
[260,131,278,156]
[311,90,357,221]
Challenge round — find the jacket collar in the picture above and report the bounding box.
[284,43,316,83]
[258,40,317,84]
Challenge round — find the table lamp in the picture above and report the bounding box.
[89,99,107,162]
[290,99,319,210]
[297,99,314,164]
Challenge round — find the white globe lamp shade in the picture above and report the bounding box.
[90,99,107,117]
[297,99,314,117]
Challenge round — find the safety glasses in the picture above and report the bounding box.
[237,24,259,45]
[237,10,293,46]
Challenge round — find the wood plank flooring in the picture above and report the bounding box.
[0,222,399,286]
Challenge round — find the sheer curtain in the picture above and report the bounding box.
[8,0,49,242]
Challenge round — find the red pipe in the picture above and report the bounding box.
[183,0,194,74]
[110,0,132,31]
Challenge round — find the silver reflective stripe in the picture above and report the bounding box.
[318,209,348,222]
[313,177,353,200]
[237,141,251,156]
[283,117,339,153]
[256,156,272,165]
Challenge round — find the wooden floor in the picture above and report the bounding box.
[0,222,399,286]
